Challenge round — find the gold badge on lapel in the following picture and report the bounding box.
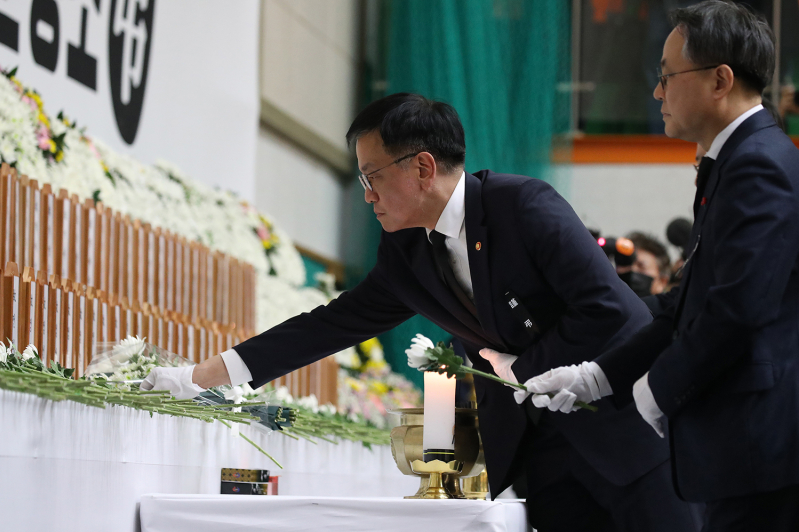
[475,242,482,251]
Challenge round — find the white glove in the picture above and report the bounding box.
[517,361,609,413]
[633,372,665,438]
[479,348,519,388]
[140,366,205,400]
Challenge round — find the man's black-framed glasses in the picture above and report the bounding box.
[657,65,721,90]
[358,152,420,192]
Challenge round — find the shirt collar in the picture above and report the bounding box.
[426,172,466,242]
[705,104,763,160]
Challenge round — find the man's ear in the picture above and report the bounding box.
[417,152,437,189]
[713,65,735,100]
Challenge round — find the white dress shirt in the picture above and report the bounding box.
[705,103,763,160]
[221,172,474,386]
[425,172,474,300]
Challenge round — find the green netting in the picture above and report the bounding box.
[343,0,571,387]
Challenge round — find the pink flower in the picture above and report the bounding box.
[256,227,269,241]
[37,131,51,150]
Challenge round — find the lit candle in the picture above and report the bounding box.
[423,371,456,462]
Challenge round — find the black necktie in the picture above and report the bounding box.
[429,230,478,318]
[693,156,715,217]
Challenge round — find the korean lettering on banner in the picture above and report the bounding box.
[0,0,155,144]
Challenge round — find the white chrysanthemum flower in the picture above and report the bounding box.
[0,342,8,364]
[21,344,38,360]
[318,404,336,416]
[224,385,245,404]
[405,334,435,369]
[296,394,319,413]
[113,335,146,358]
[273,386,293,404]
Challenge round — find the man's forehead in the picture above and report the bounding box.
[356,131,387,172]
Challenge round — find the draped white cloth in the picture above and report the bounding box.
[140,494,528,532]
[0,389,420,532]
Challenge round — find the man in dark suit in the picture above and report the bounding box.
[143,93,700,531]
[522,2,799,530]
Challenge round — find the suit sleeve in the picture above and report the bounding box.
[509,180,652,384]
[648,152,799,417]
[593,285,678,406]
[234,239,416,387]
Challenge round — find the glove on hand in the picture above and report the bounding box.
[140,366,205,400]
[516,361,605,412]
[479,348,519,388]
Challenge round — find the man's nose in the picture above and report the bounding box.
[364,187,378,204]
[653,81,664,101]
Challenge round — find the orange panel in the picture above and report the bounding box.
[556,135,799,164]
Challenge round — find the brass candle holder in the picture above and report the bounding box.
[389,408,486,500]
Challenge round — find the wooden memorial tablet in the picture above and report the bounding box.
[30,180,40,273]
[41,184,53,276]
[47,275,59,364]
[34,271,47,362]
[1,263,20,348]
[73,283,86,377]
[0,164,10,268]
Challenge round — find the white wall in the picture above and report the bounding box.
[255,128,346,260]
[254,0,362,262]
[552,163,697,259]
[260,0,359,152]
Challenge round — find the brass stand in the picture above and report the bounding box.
[389,408,486,500]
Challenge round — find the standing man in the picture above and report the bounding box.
[144,93,700,531]
[523,2,799,530]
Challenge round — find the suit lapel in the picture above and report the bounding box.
[464,173,506,350]
[408,233,485,335]
[675,109,778,324]
[694,109,776,234]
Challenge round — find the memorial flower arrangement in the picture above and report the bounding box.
[336,338,422,429]
[0,65,309,335]
[0,66,423,429]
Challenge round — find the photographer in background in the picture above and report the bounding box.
[626,232,671,295]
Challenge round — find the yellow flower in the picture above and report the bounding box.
[55,151,64,162]
[11,77,22,90]
[39,112,50,129]
[263,241,272,250]
[348,379,366,392]
[48,139,56,152]
[364,359,387,372]
[368,381,389,395]
[359,337,382,354]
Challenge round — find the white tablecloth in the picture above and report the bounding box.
[0,389,420,532]
[140,494,528,532]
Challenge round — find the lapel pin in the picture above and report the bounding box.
[475,242,482,251]
[700,197,707,206]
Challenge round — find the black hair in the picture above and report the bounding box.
[346,93,466,173]
[670,0,775,94]
[627,232,671,278]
